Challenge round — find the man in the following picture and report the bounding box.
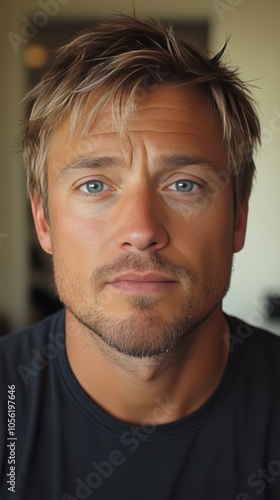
[1,15,280,500]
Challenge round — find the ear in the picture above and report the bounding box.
[233,199,249,253]
[30,197,53,255]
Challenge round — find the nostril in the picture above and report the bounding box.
[120,227,169,252]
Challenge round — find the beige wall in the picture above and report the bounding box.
[1,0,280,329]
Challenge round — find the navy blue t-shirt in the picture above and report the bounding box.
[0,310,280,500]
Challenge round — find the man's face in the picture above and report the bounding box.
[32,85,247,357]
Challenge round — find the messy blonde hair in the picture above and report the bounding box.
[23,15,261,216]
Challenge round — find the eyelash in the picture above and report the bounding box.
[166,180,200,193]
[77,178,202,197]
[78,180,109,195]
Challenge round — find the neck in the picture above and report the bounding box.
[65,307,230,425]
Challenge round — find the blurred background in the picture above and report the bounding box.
[0,0,280,335]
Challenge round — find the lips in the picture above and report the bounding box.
[108,272,176,283]
[107,273,177,293]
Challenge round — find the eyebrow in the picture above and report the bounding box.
[158,154,217,171]
[58,154,218,177]
[59,156,120,176]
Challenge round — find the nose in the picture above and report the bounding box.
[114,185,169,252]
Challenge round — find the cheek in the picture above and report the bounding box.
[172,206,234,269]
[50,209,110,267]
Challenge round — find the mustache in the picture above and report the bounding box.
[91,253,195,290]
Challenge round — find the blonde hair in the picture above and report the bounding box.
[23,15,261,215]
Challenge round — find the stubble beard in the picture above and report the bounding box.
[53,252,232,358]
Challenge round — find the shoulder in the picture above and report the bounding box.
[0,309,65,350]
[0,309,65,384]
[228,315,280,382]
[228,314,280,349]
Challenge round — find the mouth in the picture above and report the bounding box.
[107,273,178,293]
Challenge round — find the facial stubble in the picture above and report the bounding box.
[53,252,232,358]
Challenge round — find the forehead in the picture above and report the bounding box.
[48,84,227,167]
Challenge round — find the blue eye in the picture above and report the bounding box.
[170,180,199,192]
[79,181,106,193]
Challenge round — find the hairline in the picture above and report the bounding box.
[40,80,235,219]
